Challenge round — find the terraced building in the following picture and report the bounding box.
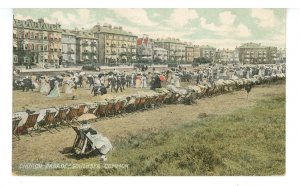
[91,24,138,65]
[13,17,62,68]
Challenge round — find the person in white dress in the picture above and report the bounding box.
[141,74,147,88]
[39,77,49,95]
[174,74,181,88]
[65,80,74,98]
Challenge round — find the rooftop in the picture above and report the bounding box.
[91,24,137,37]
[200,45,216,49]
[70,30,96,39]
[13,18,61,32]
[238,42,265,49]
[62,29,76,36]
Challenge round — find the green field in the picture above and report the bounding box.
[15,92,285,176]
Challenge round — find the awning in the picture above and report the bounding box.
[93,56,97,60]
[111,56,117,60]
[44,55,48,59]
[85,56,89,60]
[122,56,127,60]
[132,56,136,60]
[54,56,59,60]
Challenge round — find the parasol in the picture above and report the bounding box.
[77,113,97,121]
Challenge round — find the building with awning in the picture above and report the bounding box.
[62,29,77,64]
[91,23,138,64]
[70,29,98,63]
[13,17,62,67]
[155,38,187,63]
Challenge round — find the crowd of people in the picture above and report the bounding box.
[13,63,286,100]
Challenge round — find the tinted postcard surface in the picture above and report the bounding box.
[12,8,285,176]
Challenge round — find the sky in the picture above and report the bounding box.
[13,8,286,49]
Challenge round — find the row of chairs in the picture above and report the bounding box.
[92,94,167,117]
[12,104,86,139]
[12,93,169,139]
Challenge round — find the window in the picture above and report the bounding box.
[30,32,34,39]
[13,55,18,63]
[67,44,71,51]
[44,45,48,51]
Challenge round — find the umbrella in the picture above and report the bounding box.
[79,72,86,76]
[77,113,97,121]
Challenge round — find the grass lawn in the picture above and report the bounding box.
[15,89,285,176]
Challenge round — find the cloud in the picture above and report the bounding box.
[111,9,156,26]
[219,11,236,25]
[199,11,251,38]
[14,14,34,21]
[42,9,95,29]
[144,30,195,40]
[236,24,252,37]
[251,9,277,28]
[167,9,198,27]
[199,18,251,38]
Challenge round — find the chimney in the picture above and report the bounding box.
[38,18,44,23]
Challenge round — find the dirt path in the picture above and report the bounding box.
[12,84,285,166]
